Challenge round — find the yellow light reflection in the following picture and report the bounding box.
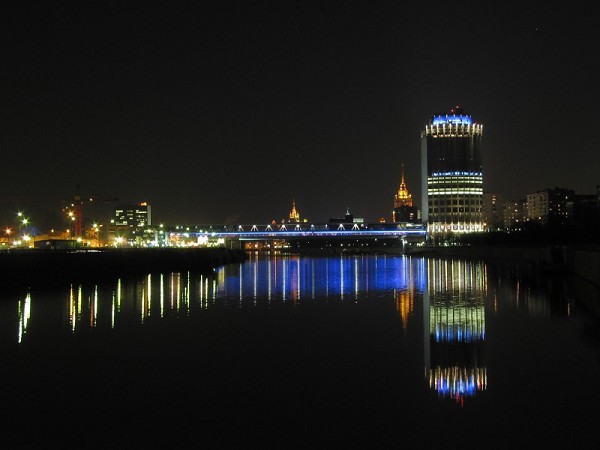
[396,290,414,333]
[17,291,32,344]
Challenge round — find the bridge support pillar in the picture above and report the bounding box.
[226,238,242,250]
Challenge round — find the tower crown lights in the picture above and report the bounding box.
[431,105,473,126]
[431,114,473,126]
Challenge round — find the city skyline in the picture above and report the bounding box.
[3,1,599,229]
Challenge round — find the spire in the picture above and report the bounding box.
[289,199,299,222]
[394,164,413,208]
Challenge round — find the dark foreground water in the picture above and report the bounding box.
[1,253,599,449]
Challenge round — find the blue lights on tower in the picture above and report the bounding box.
[431,113,473,126]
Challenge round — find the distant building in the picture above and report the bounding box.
[482,192,503,231]
[421,106,483,234]
[32,230,77,249]
[34,239,80,250]
[329,207,362,224]
[112,202,152,228]
[393,165,419,223]
[281,199,308,224]
[525,191,549,224]
[526,188,573,225]
[567,193,598,225]
[107,202,152,245]
[289,200,300,222]
[502,199,526,229]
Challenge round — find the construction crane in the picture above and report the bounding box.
[72,185,88,238]
[64,185,118,238]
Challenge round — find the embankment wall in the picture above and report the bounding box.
[412,245,600,287]
[0,247,246,289]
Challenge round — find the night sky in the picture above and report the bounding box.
[3,1,600,229]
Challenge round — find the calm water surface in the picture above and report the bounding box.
[1,253,599,448]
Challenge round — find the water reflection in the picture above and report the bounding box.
[219,253,426,304]
[61,272,221,332]
[4,254,426,337]
[2,254,599,448]
[17,291,31,344]
[4,254,597,408]
[424,259,487,405]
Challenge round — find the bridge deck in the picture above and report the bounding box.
[167,223,426,240]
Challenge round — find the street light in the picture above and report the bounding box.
[92,223,102,247]
[65,210,75,236]
[17,212,29,236]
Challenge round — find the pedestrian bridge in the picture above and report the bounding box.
[168,223,427,242]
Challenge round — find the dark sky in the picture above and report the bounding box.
[3,0,600,229]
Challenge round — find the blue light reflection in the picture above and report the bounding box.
[215,254,427,301]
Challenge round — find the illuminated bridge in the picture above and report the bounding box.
[167,222,427,251]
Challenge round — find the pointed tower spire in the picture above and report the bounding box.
[394,164,413,208]
[393,164,417,223]
[289,199,300,222]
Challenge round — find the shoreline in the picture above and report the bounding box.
[406,244,600,287]
[0,247,246,290]
[2,244,598,291]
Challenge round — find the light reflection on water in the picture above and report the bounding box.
[1,253,599,447]
[12,254,429,334]
[424,259,487,405]
[7,254,562,401]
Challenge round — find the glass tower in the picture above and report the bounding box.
[420,106,483,234]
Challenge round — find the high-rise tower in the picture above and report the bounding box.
[420,106,483,234]
[289,199,300,222]
[393,165,418,223]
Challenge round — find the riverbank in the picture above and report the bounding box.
[0,247,246,289]
[407,244,600,287]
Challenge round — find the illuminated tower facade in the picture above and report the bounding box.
[393,165,418,223]
[289,199,300,222]
[421,106,483,234]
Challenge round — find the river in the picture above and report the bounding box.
[1,252,599,448]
